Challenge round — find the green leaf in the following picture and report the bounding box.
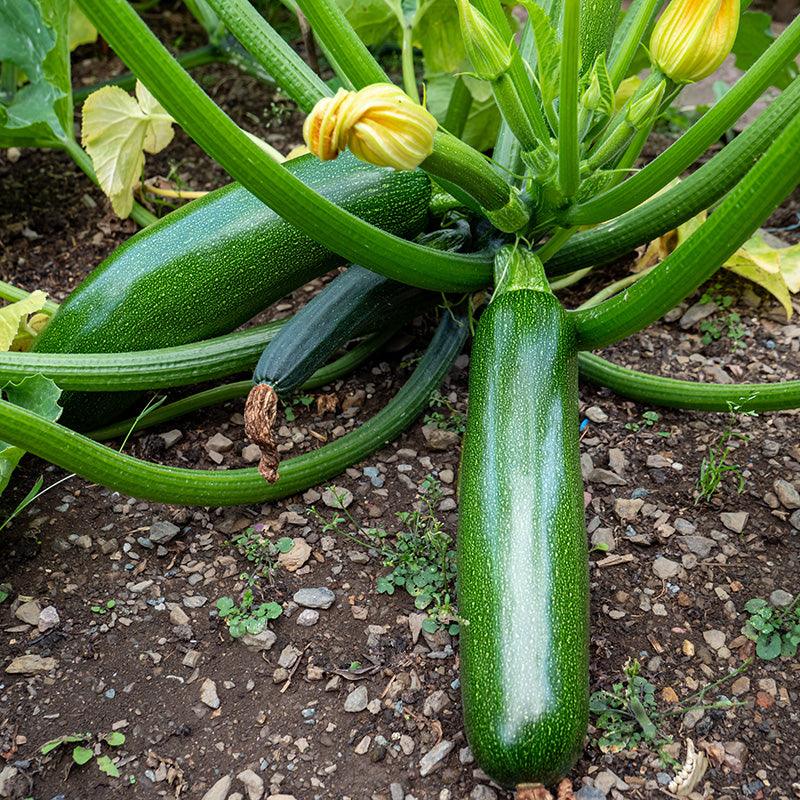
[745,597,768,613]
[0,584,9,603]
[0,0,72,146]
[96,754,119,778]
[425,73,500,151]
[276,536,294,553]
[104,732,125,747]
[72,745,94,765]
[414,0,464,74]
[216,596,235,616]
[421,617,438,633]
[68,1,96,50]
[263,601,283,620]
[244,616,266,635]
[334,0,400,47]
[732,12,798,91]
[521,1,561,111]
[756,632,782,660]
[376,576,395,594]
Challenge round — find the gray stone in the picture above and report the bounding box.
[575,788,606,800]
[422,689,450,717]
[206,432,233,453]
[585,405,608,423]
[720,511,748,533]
[614,498,644,521]
[0,766,22,799]
[344,684,368,713]
[14,599,41,625]
[418,739,454,776]
[681,535,716,558]
[242,629,277,651]
[769,589,794,607]
[674,517,697,535]
[183,595,208,608]
[683,707,705,730]
[774,479,800,509]
[296,609,319,627]
[149,520,181,544]
[322,486,353,509]
[791,509,800,531]
[200,678,220,709]
[422,425,460,451]
[591,528,615,552]
[594,769,629,794]
[703,629,726,650]
[652,556,681,580]
[389,783,404,800]
[37,605,60,632]
[277,644,302,669]
[588,468,627,486]
[237,768,264,800]
[470,786,497,800]
[293,587,335,609]
[159,429,183,448]
[680,301,717,329]
[5,654,56,674]
[201,776,232,800]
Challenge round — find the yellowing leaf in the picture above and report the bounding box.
[780,242,800,294]
[0,291,48,352]
[81,80,174,218]
[68,2,97,51]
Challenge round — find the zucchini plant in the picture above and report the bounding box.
[2,0,800,793]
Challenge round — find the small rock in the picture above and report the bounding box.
[575,788,606,800]
[183,595,207,608]
[322,486,353,509]
[242,629,277,651]
[470,786,497,800]
[683,707,705,729]
[170,605,190,626]
[614,498,644,521]
[183,650,202,668]
[390,783,404,800]
[680,301,717,329]
[773,479,800,509]
[731,676,750,696]
[703,629,727,650]
[296,609,319,627]
[37,605,60,632]
[159,429,183,448]
[293,587,335,609]
[680,535,715,558]
[202,776,232,800]
[344,685,368,713]
[674,517,697,535]
[790,509,800,531]
[149,520,181,544]
[277,644,301,669]
[594,769,629,794]
[277,538,311,572]
[237,768,265,800]
[206,432,233,453]
[0,766,22,798]
[200,678,220,709]
[769,589,793,607]
[585,405,608,423]
[591,528,615,552]
[354,735,371,755]
[399,735,415,755]
[14,600,42,626]
[423,689,450,717]
[422,425,460,451]
[5,654,57,674]
[720,511,748,533]
[653,556,681,580]
[241,444,262,464]
[588,468,627,486]
[418,739,454,777]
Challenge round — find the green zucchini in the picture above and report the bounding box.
[33,152,431,428]
[551,0,623,70]
[458,246,589,789]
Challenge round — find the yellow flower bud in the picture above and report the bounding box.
[456,0,513,82]
[650,0,740,84]
[302,84,437,171]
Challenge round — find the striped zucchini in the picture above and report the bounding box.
[458,246,589,789]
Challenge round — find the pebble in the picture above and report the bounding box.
[242,629,277,651]
[674,517,696,535]
[594,769,628,794]
[732,676,750,696]
[170,605,190,626]
[206,432,233,453]
[585,405,608,423]
[159,429,183,448]
[14,600,42,626]
[5,654,57,674]
[200,678,220,709]
[470,786,497,800]
[591,528,615,552]
[575,788,606,800]
[418,739,454,776]
[774,479,800,509]
[278,644,302,669]
[37,606,60,632]
[720,511,748,533]
[293,587,335,609]
[680,301,717,329]
[201,776,231,800]
[703,629,727,650]
[150,520,181,544]
[390,783,404,800]
[422,425,460,450]
[183,595,208,608]
[614,498,644,521]
[681,535,716,558]
[769,588,794,607]
[791,509,800,531]
[322,486,353,508]
[588,468,627,486]
[354,735,371,755]
[296,609,319,626]
[237,768,265,800]
[399,735,415,755]
[652,556,681,580]
[242,444,262,464]
[344,685,368,712]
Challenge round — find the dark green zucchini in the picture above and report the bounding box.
[551,0,623,70]
[458,246,589,790]
[34,153,431,428]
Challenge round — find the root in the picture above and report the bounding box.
[244,383,280,483]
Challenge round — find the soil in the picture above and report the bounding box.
[2,7,800,800]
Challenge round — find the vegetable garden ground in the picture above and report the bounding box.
[2,7,800,800]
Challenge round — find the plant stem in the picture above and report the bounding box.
[570,107,800,349]
[61,136,158,228]
[77,0,491,291]
[537,226,577,262]
[577,267,652,310]
[558,0,581,198]
[565,14,800,225]
[444,77,473,139]
[607,0,663,89]
[549,267,592,291]
[547,76,800,276]
[401,24,419,100]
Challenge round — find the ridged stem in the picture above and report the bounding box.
[547,76,800,276]
[0,313,468,506]
[444,77,473,138]
[571,108,800,349]
[607,0,664,89]
[579,352,800,412]
[76,0,492,292]
[558,0,581,198]
[564,14,800,225]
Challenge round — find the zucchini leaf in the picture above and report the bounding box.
[0,0,72,147]
[732,11,798,91]
[0,290,49,351]
[81,80,175,218]
[68,1,97,51]
[0,374,63,496]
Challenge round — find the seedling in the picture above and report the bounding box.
[90,599,117,615]
[283,393,315,422]
[40,731,125,778]
[742,596,800,660]
[424,390,466,434]
[311,477,459,633]
[624,409,667,435]
[216,590,282,639]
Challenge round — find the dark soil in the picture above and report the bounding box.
[2,8,800,800]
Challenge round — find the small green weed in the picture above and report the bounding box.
[698,286,746,349]
[423,390,466,434]
[0,584,9,603]
[284,392,315,422]
[90,599,117,615]
[216,590,282,639]
[625,410,669,436]
[590,658,744,758]
[232,527,294,587]
[311,477,458,633]
[742,596,800,660]
[41,731,125,778]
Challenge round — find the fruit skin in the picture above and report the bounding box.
[457,286,589,788]
[33,153,431,427]
[579,0,623,70]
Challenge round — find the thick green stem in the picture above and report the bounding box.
[444,77,473,138]
[205,0,329,111]
[565,14,800,225]
[0,313,468,507]
[76,0,491,291]
[547,77,800,276]
[401,24,419,100]
[493,245,549,296]
[570,108,800,349]
[558,0,581,198]
[607,0,663,89]
[579,353,800,412]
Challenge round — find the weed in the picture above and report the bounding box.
[90,599,117,615]
[742,595,800,660]
[698,285,747,349]
[216,590,282,638]
[0,584,9,603]
[625,410,669,436]
[590,658,744,759]
[311,477,458,633]
[41,731,125,778]
[232,527,294,587]
[423,390,466,434]
[284,392,314,422]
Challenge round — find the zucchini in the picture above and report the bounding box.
[551,0,623,70]
[458,246,589,790]
[33,152,431,428]
[245,223,470,481]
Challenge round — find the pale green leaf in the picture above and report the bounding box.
[81,81,175,218]
[520,1,560,109]
[780,243,800,294]
[333,0,400,47]
[96,755,120,778]
[72,745,94,766]
[732,12,797,91]
[426,73,500,152]
[104,731,125,747]
[68,1,96,50]
[413,0,464,74]
[724,234,793,319]
[0,291,48,352]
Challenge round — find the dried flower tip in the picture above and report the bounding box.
[650,0,740,83]
[303,84,437,171]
